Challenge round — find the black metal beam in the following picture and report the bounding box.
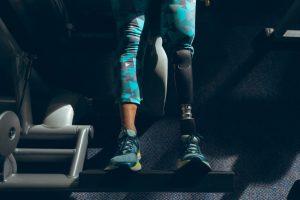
[288,180,300,200]
[79,170,235,192]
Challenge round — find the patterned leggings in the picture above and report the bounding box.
[110,0,196,104]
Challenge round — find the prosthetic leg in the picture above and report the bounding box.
[174,49,211,173]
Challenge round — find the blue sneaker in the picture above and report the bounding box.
[177,135,211,172]
[105,128,142,171]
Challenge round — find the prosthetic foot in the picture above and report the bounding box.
[176,105,211,175]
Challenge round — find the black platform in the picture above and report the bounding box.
[79,170,235,192]
[288,180,300,200]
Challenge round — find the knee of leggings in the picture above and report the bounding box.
[174,49,192,68]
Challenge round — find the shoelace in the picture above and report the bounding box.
[116,133,136,155]
[185,136,200,154]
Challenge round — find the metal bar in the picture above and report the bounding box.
[0,98,17,103]
[15,148,75,155]
[14,56,33,134]
[283,30,300,37]
[68,127,90,178]
[0,174,76,188]
[23,125,79,140]
[0,156,4,182]
[14,148,75,162]
[274,0,300,37]
[0,98,16,113]
[0,19,23,56]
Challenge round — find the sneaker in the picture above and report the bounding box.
[177,135,211,172]
[105,128,142,171]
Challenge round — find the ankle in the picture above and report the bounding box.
[121,126,137,137]
[122,125,137,132]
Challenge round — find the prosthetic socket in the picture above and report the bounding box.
[174,49,194,105]
[174,49,197,135]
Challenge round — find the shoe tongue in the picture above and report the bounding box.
[181,135,198,143]
[126,129,137,137]
[119,128,136,138]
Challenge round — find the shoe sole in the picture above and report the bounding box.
[105,151,142,172]
[129,151,142,171]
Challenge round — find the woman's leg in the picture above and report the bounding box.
[166,0,211,171]
[105,0,147,171]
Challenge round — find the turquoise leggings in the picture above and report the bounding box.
[111,0,196,104]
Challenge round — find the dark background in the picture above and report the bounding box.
[1,0,300,199]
